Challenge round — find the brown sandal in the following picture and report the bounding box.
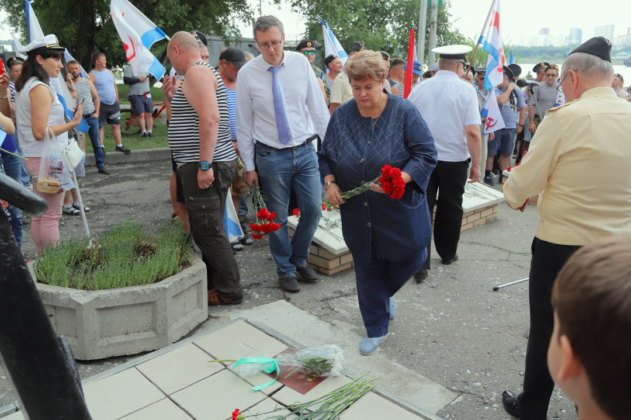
[207,289,243,306]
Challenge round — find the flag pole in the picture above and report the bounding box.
[470,0,496,65]
[403,29,415,98]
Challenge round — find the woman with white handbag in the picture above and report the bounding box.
[15,34,83,255]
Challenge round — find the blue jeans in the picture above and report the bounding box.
[10,132,31,187]
[84,116,105,169]
[255,142,322,277]
[1,153,24,245]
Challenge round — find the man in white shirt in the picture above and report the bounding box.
[408,45,481,282]
[237,15,330,293]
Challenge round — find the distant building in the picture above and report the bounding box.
[622,27,631,47]
[568,28,583,45]
[594,25,614,41]
[535,27,552,47]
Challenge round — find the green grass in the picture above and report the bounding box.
[87,121,169,152]
[83,83,169,152]
[117,84,165,103]
[34,222,192,291]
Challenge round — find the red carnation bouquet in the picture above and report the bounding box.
[249,185,281,240]
[325,164,406,208]
[377,164,406,199]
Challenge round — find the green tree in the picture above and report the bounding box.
[293,0,468,60]
[0,0,252,69]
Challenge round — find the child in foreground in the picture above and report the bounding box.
[548,235,631,420]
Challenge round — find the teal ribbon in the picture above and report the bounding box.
[232,357,279,391]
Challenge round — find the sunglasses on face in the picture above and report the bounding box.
[301,50,316,56]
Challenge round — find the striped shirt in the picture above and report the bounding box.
[168,62,236,164]
[9,81,16,104]
[225,86,237,141]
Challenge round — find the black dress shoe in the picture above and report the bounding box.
[414,269,428,283]
[441,255,459,265]
[279,276,300,293]
[296,265,320,284]
[502,390,521,418]
[97,166,110,175]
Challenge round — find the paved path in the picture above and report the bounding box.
[1,157,576,419]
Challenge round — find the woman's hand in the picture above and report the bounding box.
[325,183,345,207]
[369,182,384,193]
[72,102,83,125]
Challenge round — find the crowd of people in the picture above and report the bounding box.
[2,16,631,420]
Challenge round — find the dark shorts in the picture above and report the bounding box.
[99,102,121,126]
[488,128,516,157]
[129,94,153,115]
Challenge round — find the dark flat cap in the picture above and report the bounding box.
[532,62,550,73]
[504,64,522,81]
[569,36,611,62]
[350,41,364,53]
[508,64,522,80]
[296,40,317,51]
[6,56,24,68]
[193,31,208,47]
[219,47,247,69]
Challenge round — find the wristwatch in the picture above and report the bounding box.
[199,161,211,171]
[324,180,336,190]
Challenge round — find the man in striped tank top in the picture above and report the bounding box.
[237,16,330,293]
[164,32,243,306]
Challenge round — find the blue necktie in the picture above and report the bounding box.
[268,66,291,145]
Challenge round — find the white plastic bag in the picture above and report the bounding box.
[37,129,71,194]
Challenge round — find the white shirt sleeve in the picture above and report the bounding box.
[236,68,256,171]
[304,60,330,141]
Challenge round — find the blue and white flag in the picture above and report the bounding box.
[320,19,348,64]
[478,0,506,91]
[24,0,44,41]
[481,89,505,134]
[223,191,244,243]
[477,0,506,133]
[110,0,167,80]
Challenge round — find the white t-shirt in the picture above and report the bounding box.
[408,70,481,162]
[16,77,69,157]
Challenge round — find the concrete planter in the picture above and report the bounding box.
[35,257,208,361]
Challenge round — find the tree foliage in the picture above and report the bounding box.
[0,0,252,69]
[293,0,469,60]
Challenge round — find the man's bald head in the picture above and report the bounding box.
[168,31,202,74]
[170,31,199,51]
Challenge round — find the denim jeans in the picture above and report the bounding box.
[10,132,31,187]
[84,116,105,169]
[1,153,24,246]
[255,142,321,277]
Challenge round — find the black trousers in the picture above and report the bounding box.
[518,238,579,419]
[423,160,469,269]
[178,160,242,299]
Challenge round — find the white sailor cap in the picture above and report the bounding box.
[431,44,472,60]
[19,34,65,54]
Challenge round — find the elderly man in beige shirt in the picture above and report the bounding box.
[501,36,631,419]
